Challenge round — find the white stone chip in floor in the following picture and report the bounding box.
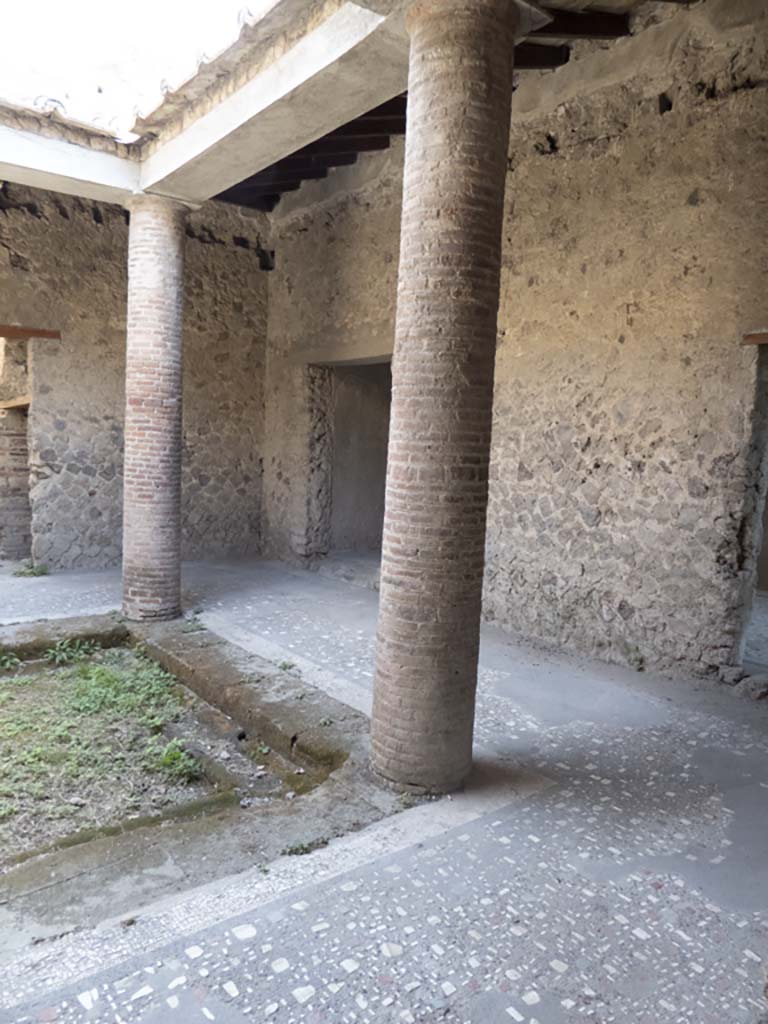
[1,559,768,1023]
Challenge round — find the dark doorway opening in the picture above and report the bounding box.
[305,360,391,588]
[330,362,391,553]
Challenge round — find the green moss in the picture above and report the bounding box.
[151,739,203,783]
[12,563,49,577]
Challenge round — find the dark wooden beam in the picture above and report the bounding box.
[514,43,571,70]
[294,136,391,157]
[0,324,61,340]
[325,117,406,138]
[359,95,407,119]
[217,192,281,211]
[533,9,630,39]
[250,162,323,178]
[236,181,305,196]
[276,153,358,171]
[248,167,329,186]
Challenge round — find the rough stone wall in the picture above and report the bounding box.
[0,184,269,568]
[486,0,768,674]
[264,151,403,560]
[265,0,768,675]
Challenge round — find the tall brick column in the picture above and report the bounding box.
[122,194,188,621]
[371,0,519,792]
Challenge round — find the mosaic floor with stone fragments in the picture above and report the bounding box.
[1,560,768,1023]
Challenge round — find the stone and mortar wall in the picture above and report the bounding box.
[0,184,269,568]
[265,0,768,675]
[263,152,403,560]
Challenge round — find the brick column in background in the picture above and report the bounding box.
[371,0,519,792]
[122,194,188,621]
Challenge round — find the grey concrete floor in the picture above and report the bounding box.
[1,559,768,1023]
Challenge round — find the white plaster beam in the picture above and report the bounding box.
[140,3,411,203]
[0,125,139,205]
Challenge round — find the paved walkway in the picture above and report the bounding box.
[1,561,768,1023]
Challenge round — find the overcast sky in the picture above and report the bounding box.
[0,0,273,140]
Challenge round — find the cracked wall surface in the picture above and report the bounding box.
[0,186,268,569]
[265,0,768,675]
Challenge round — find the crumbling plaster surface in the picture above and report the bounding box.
[0,184,269,569]
[265,0,768,675]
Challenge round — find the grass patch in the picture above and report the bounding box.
[151,739,203,783]
[0,648,20,671]
[0,647,210,864]
[45,638,100,665]
[12,563,49,578]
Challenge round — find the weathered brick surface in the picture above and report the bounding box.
[0,409,31,560]
[267,0,768,680]
[370,0,519,791]
[122,196,188,621]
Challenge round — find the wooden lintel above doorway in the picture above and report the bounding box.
[0,324,61,341]
[743,330,768,346]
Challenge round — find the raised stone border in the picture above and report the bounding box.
[0,612,370,782]
[0,611,401,948]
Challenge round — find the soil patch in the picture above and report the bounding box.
[0,645,285,866]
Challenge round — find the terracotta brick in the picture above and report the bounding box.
[371,0,519,792]
[122,195,188,620]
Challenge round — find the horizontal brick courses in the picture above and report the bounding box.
[122,195,188,621]
[370,0,519,792]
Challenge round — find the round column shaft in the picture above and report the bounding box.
[371,0,519,791]
[122,194,188,621]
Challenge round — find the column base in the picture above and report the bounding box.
[122,605,182,623]
[122,571,181,622]
[370,760,469,797]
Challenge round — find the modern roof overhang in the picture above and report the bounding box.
[0,0,693,211]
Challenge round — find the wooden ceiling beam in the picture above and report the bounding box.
[326,118,406,138]
[248,167,329,187]
[293,136,391,157]
[358,96,408,119]
[276,153,358,171]
[533,9,630,40]
[235,181,305,196]
[217,192,281,211]
[514,43,571,70]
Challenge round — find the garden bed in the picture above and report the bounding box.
[0,641,286,866]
